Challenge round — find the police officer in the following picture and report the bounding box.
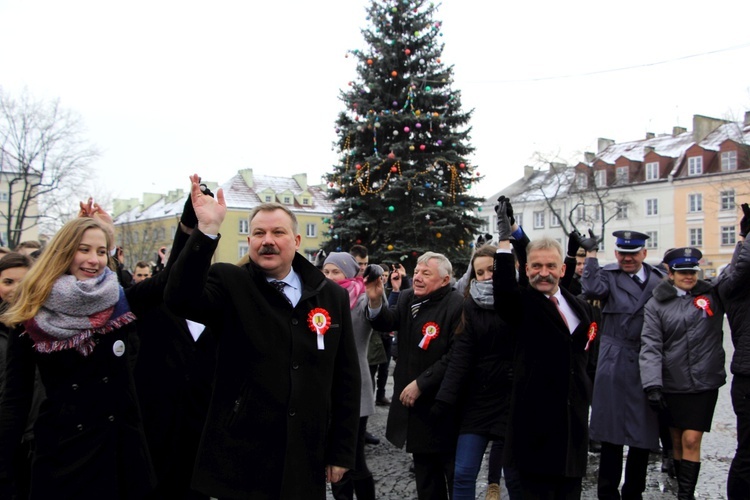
[579,230,665,499]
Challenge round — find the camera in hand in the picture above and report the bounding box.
[363,264,384,283]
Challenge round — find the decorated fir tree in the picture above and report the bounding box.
[322,0,484,271]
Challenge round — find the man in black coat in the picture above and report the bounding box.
[164,175,361,500]
[493,199,594,499]
[366,251,463,499]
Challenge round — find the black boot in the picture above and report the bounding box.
[677,460,700,500]
[662,449,676,478]
[673,459,681,481]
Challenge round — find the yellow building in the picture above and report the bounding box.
[112,169,332,270]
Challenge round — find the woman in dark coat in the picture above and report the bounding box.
[0,199,189,500]
[640,244,750,499]
[435,244,522,500]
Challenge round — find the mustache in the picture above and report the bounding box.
[258,246,280,255]
[530,274,557,285]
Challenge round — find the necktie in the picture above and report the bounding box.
[550,296,569,330]
[632,274,645,289]
[270,280,292,306]
[411,299,428,318]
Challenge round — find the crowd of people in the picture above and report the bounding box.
[0,177,748,500]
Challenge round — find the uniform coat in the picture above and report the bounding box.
[582,260,664,449]
[164,231,360,500]
[493,251,594,478]
[640,280,727,394]
[368,285,463,453]
[0,229,189,500]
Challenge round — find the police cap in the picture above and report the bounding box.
[663,247,702,272]
[613,230,650,253]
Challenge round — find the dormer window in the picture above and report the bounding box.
[283,196,291,204]
[722,151,737,172]
[687,156,703,176]
[645,162,659,181]
[615,166,629,185]
[594,170,606,188]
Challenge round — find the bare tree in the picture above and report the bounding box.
[0,88,98,248]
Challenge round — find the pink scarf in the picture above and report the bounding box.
[338,276,366,310]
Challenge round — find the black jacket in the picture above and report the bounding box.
[165,231,360,500]
[716,238,750,376]
[494,251,594,478]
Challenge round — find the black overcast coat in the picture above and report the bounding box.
[165,231,360,500]
[493,251,594,478]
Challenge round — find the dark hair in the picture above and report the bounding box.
[0,253,32,274]
[14,240,41,251]
[349,245,368,259]
[134,261,151,269]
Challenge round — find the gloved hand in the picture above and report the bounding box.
[577,229,599,252]
[496,195,515,225]
[740,203,750,238]
[645,387,667,413]
[181,183,214,229]
[476,233,493,248]
[495,200,513,241]
[567,231,583,257]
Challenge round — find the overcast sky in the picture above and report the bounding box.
[2,0,749,206]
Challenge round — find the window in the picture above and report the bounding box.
[533,211,545,229]
[687,156,703,176]
[722,151,737,172]
[238,243,249,259]
[615,166,629,185]
[616,202,628,220]
[594,170,606,188]
[264,195,272,202]
[550,210,562,227]
[721,226,737,246]
[143,229,150,241]
[0,192,8,202]
[645,231,658,249]
[575,206,585,221]
[239,219,249,234]
[689,228,703,246]
[688,193,703,213]
[645,162,659,181]
[283,196,291,204]
[171,226,176,238]
[720,190,736,211]
[646,199,658,216]
[302,198,310,205]
[576,173,588,189]
[514,213,523,228]
[306,223,317,238]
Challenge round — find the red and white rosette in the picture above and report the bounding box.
[418,322,440,350]
[693,296,714,318]
[308,308,331,350]
[585,322,598,351]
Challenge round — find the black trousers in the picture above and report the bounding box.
[597,442,650,499]
[413,451,455,500]
[518,472,582,500]
[729,374,750,499]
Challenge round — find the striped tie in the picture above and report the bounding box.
[270,280,292,306]
[411,299,428,318]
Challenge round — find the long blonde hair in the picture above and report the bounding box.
[2,218,114,327]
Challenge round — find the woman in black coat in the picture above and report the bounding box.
[0,198,190,500]
[435,244,522,500]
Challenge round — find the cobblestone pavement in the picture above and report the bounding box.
[330,319,737,499]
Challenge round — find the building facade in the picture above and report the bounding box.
[477,113,750,276]
[112,169,333,270]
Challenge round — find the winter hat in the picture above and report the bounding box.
[324,252,360,279]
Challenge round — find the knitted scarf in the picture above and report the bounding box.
[338,276,366,310]
[23,267,136,356]
[469,279,495,309]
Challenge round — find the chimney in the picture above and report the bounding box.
[644,146,655,155]
[672,126,687,137]
[584,152,596,164]
[240,168,254,188]
[645,132,655,140]
[597,138,615,153]
[141,193,162,209]
[112,198,139,218]
[693,114,729,143]
[524,165,535,179]
[292,173,308,190]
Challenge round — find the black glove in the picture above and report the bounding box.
[645,387,667,413]
[476,233,493,248]
[363,264,384,284]
[495,200,513,241]
[577,229,599,252]
[180,183,214,229]
[567,231,583,258]
[740,203,750,238]
[496,195,515,225]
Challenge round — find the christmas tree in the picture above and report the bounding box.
[322,0,484,271]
